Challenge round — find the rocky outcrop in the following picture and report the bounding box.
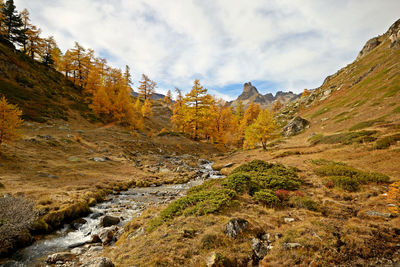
[228,82,300,109]
[224,218,248,239]
[357,37,381,59]
[388,18,400,48]
[282,116,310,137]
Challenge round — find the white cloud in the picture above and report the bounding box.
[15,0,400,98]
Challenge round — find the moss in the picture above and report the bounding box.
[254,189,281,207]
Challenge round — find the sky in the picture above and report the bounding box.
[15,0,400,100]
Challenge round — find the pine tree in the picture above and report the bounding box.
[0,96,23,145]
[2,0,25,45]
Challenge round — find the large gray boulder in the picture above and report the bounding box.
[224,218,248,239]
[282,116,309,137]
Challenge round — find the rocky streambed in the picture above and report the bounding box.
[1,160,223,267]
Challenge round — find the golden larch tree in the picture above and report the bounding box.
[244,109,278,150]
[141,98,153,118]
[138,74,156,100]
[0,96,23,145]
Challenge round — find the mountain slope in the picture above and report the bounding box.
[277,18,400,134]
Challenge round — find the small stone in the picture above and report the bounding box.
[251,238,270,259]
[284,218,295,223]
[89,246,104,252]
[46,252,75,264]
[224,162,234,168]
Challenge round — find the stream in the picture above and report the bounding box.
[1,160,223,267]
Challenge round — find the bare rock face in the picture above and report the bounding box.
[224,218,248,239]
[357,37,381,59]
[388,18,400,48]
[282,116,310,137]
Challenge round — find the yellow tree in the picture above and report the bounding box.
[90,85,112,118]
[209,99,235,144]
[141,98,152,118]
[236,102,260,145]
[301,89,310,98]
[25,25,43,59]
[171,88,185,131]
[138,74,156,100]
[0,0,5,36]
[235,101,245,119]
[0,96,23,145]
[244,109,278,150]
[183,79,214,140]
[70,42,87,88]
[163,90,172,104]
[20,8,30,52]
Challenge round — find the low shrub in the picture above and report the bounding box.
[231,160,301,191]
[254,189,281,207]
[309,131,377,145]
[374,134,400,149]
[289,196,319,211]
[275,189,291,201]
[329,176,360,192]
[225,173,255,194]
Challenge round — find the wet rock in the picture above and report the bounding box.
[46,252,75,264]
[251,238,270,259]
[71,247,86,255]
[282,242,303,249]
[90,212,104,219]
[71,218,87,230]
[100,215,120,227]
[282,116,310,137]
[81,257,115,267]
[99,226,120,245]
[224,218,248,239]
[68,241,87,249]
[89,246,104,252]
[90,234,102,244]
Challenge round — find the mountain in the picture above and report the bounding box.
[132,91,166,101]
[228,82,300,109]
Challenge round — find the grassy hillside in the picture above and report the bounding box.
[0,40,95,122]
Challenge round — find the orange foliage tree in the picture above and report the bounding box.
[244,109,278,150]
[0,96,23,145]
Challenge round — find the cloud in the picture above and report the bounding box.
[15,0,400,99]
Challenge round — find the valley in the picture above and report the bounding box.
[0,1,400,266]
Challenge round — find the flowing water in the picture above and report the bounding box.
[1,160,223,267]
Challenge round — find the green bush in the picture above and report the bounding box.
[308,131,377,145]
[289,196,320,211]
[374,134,400,149]
[225,173,253,194]
[230,160,301,191]
[254,189,281,207]
[329,176,360,192]
[315,164,390,184]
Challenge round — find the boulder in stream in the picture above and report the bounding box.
[100,215,120,227]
